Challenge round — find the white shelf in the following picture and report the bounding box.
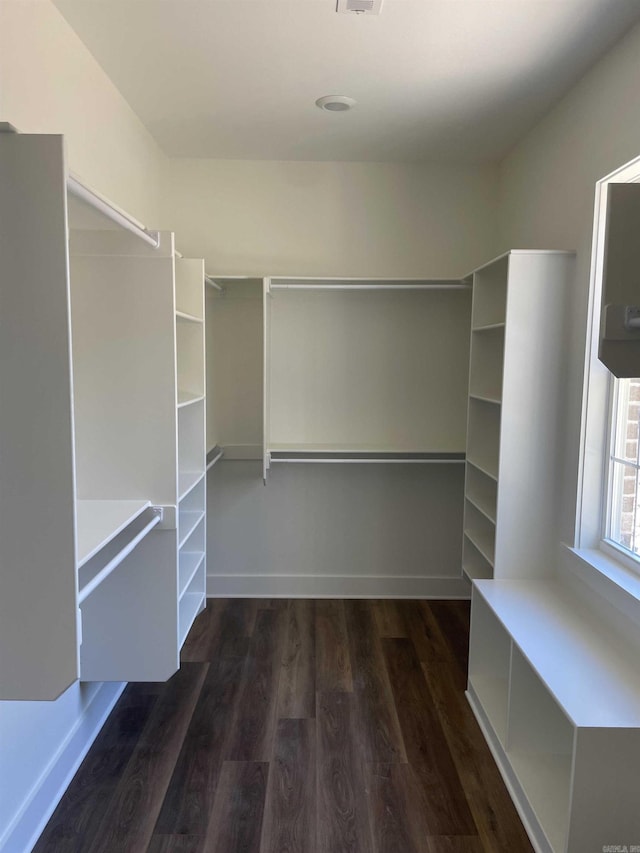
[465,494,496,524]
[179,591,205,648]
[76,499,151,568]
[469,393,501,405]
[465,492,496,524]
[178,510,205,549]
[465,465,497,522]
[178,551,205,600]
[462,559,493,582]
[178,470,205,502]
[464,528,495,566]
[176,310,203,324]
[472,322,506,332]
[466,458,499,483]
[177,390,205,408]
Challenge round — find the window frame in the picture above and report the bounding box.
[567,154,640,618]
[602,376,640,572]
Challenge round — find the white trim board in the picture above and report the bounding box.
[207,573,471,598]
[0,682,125,853]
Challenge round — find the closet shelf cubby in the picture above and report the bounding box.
[179,551,206,600]
[463,528,495,567]
[178,471,205,502]
[179,510,206,550]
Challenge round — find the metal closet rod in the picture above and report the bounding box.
[67,175,160,249]
[206,446,225,470]
[269,282,470,291]
[77,511,162,604]
[205,275,226,293]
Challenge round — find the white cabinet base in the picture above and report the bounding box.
[469,580,640,853]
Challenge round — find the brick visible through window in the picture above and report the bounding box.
[608,378,640,560]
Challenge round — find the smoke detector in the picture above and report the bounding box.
[315,95,357,112]
[337,0,384,14]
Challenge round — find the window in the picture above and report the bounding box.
[605,377,640,563]
[569,154,640,609]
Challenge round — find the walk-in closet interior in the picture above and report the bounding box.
[206,275,472,597]
[1,2,640,851]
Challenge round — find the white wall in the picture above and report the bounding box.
[497,19,640,550]
[0,3,165,850]
[164,158,499,277]
[0,0,165,225]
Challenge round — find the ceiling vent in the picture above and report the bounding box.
[337,0,384,15]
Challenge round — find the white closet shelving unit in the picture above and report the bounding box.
[461,251,575,581]
[463,249,640,849]
[175,257,207,647]
[468,580,640,853]
[0,131,206,700]
[263,277,472,479]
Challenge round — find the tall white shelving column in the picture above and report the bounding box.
[462,251,575,581]
[175,257,207,646]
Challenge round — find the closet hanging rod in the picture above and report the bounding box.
[269,451,466,464]
[205,275,226,293]
[206,446,225,470]
[269,283,470,291]
[77,511,162,604]
[67,175,160,249]
[270,457,466,464]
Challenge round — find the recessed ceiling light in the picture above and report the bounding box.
[315,95,357,112]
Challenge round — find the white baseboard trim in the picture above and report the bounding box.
[207,573,471,598]
[1,681,125,853]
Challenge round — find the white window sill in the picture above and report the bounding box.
[564,544,640,629]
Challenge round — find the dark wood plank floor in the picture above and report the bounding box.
[34,599,534,853]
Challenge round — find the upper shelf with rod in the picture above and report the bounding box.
[263,275,473,482]
[66,174,160,248]
[205,274,226,294]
